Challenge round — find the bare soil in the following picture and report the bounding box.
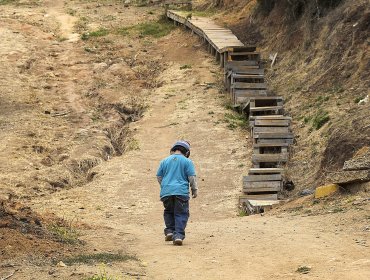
[0,1,369,280]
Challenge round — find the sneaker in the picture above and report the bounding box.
[173,239,183,246]
[165,233,173,241]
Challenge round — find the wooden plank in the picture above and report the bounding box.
[253,127,290,134]
[226,66,262,74]
[243,174,282,182]
[250,96,283,100]
[225,46,256,52]
[253,143,289,148]
[234,89,267,96]
[229,52,260,56]
[240,194,278,200]
[256,138,294,144]
[248,168,284,174]
[250,105,283,112]
[233,82,267,89]
[254,119,290,126]
[252,115,291,120]
[243,181,281,192]
[232,74,264,79]
[252,153,289,163]
[226,61,259,67]
[254,132,294,139]
[247,199,280,207]
[231,69,264,75]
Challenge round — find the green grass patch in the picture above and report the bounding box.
[238,209,248,217]
[116,18,175,38]
[0,0,19,5]
[311,110,330,130]
[315,95,329,106]
[48,223,80,245]
[63,252,138,266]
[84,267,118,280]
[82,28,109,40]
[180,64,192,70]
[224,112,248,130]
[0,0,39,5]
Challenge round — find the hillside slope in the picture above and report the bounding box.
[202,0,369,191]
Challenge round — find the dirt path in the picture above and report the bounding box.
[31,32,369,280]
[1,1,369,280]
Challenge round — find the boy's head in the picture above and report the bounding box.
[170,140,191,158]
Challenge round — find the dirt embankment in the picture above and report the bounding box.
[0,0,162,200]
[201,0,370,191]
[0,0,166,268]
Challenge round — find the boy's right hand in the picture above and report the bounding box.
[191,189,198,198]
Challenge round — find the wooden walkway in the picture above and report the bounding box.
[167,10,294,214]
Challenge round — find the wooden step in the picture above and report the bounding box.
[240,199,280,215]
[254,118,291,127]
[253,127,290,134]
[248,168,284,174]
[231,69,264,75]
[250,105,283,112]
[226,46,257,52]
[233,82,267,89]
[254,132,294,139]
[250,96,283,100]
[251,115,291,120]
[225,65,262,73]
[229,52,260,56]
[232,74,264,79]
[256,138,294,144]
[243,180,281,193]
[243,174,282,182]
[240,194,278,201]
[253,143,290,147]
[234,89,268,96]
[226,61,259,67]
[252,153,289,163]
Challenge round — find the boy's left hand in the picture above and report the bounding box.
[191,189,198,198]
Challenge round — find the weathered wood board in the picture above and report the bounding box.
[250,105,283,112]
[240,194,278,200]
[243,181,281,193]
[253,127,290,134]
[256,138,294,144]
[252,153,289,163]
[233,82,267,89]
[253,142,290,147]
[254,119,291,126]
[254,132,294,139]
[248,168,285,174]
[243,174,282,182]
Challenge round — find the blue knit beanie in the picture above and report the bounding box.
[172,140,190,151]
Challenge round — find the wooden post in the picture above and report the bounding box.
[216,51,220,62]
[220,52,224,68]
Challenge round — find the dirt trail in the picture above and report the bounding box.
[1,1,369,280]
[32,33,369,280]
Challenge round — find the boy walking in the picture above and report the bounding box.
[156,140,198,246]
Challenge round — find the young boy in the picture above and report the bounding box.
[156,140,198,246]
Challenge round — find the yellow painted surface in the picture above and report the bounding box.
[315,184,339,198]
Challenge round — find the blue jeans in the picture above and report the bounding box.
[162,195,189,240]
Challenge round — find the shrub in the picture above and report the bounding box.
[312,110,330,130]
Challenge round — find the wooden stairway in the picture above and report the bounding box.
[166,9,294,215]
